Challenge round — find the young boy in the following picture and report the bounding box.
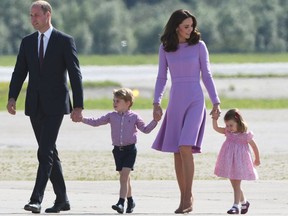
[81,88,160,214]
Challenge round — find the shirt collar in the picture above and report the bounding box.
[38,26,53,39]
[117,110,131,116]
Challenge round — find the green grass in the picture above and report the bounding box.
[209,53,288,63]
[1,94,287,111]
[81,98,288,110]
[214,98,288,109]
[0,53,287,66]
[214,73,288,78]
[79,54,159,65]
[1,80,288,110]
[82,80,121,88]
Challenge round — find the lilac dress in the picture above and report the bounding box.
[152,41,220,153]
[214,129,258,180]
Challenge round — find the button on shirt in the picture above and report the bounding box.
[82,110,158,146]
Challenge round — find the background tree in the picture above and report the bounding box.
[1,0,287,54]
[216,1,256,52]
[0,0,32,55]
[89,0,136,54]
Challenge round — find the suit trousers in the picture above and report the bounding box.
[29,103,68,204]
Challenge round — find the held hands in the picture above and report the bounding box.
[153,103,163,122]
[211,110,220,120]
[210,103,221,120]
[7,98,16,115]
[7,98,84,122]
[70,107,83,122]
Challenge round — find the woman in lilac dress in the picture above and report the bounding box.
[152,9,221,213]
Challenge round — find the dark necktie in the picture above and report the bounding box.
[39,33,44,66]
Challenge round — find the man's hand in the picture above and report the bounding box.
[70,107,83,122]
[7,98,16,115]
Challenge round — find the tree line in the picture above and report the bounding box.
[0,0,287,55]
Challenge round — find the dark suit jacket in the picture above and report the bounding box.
[9,28,83,116]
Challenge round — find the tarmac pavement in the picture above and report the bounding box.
[0,180,287,215]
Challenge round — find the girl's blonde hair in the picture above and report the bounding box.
[113,88,134,107]
[224,108,248,133]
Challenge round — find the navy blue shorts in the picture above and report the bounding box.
[112,144,137,171]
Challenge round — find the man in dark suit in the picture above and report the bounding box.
[6,0,83,214]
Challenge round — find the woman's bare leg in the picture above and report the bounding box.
[174,153,184,213]
[179,146,194,213]
[174,146,194,213]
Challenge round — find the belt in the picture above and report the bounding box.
[114,144,135,151]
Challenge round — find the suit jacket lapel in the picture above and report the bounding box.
[31,32,39,65]
[44,29,58,62]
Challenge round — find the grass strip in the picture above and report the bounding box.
[1,96,287,110]
[0,53,287,66]
[1,81,287,110]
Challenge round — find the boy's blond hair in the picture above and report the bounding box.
[113,88,134,107]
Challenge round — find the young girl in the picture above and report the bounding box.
[81,88,159,214]
[212,108,260,214]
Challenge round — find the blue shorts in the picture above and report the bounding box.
[112,144,137,171]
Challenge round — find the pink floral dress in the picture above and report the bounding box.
[214,129,258,180]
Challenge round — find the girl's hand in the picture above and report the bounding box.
[254,159,261,166]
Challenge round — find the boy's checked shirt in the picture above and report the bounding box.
[82,110,158,146]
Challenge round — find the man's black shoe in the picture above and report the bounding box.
[45,201,70,213]
[24,202,41,214]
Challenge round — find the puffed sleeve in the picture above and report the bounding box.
[247,131,254,142]
[224,127,229,137]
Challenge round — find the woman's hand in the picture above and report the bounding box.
[211,110,220,120]
[153,103,163,122]
[210,103,221,116]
